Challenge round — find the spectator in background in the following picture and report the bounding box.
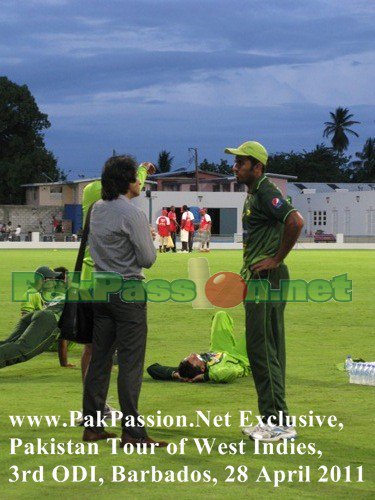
[52,216,58,233]
[6,221,12,240]
[181,205,195,252]
[167,206,178,253]
[39,220,47,234]
[199,208,212,252]
[14,225,21,241]
[155,209,170,253]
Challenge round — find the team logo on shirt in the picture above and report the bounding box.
[272,197,283,209]
[207,353,223,366]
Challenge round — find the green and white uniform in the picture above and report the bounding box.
[147,311,250,383]
[0,297,65,369]
[20,287,44,314]
[242,175,296,422]
[241,174,296,278]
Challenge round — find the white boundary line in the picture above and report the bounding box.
[0,242,374,250]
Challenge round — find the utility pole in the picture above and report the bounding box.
[188,147,199,191]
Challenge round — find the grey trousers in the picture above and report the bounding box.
[83,294,148,438]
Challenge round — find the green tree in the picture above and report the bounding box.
[351,138,375,182]
[199,158,218,173]
[199,158,232,175]
[323,107,360,153]
[267,144,350,182]
[157,150,174,173]
[0,77,65,204]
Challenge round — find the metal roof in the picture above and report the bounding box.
[151,171,297,180]
[288,182,375,194]
[149,169,228,179]
[21,178,157,187]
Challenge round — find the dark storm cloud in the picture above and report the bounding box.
[0,0,374,174]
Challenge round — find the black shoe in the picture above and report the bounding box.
[120,433,168,448]
[83,428,117,442]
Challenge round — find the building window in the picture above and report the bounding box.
[189,185,197,191]
[222,183,230,192]
[49,185,63,200]
[234,183,244,192]
[313,210,327,226]
[163,182,180,191]
[213,184,220,192]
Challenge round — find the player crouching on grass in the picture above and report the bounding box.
[147,311,250,383]
[0,267,69,369]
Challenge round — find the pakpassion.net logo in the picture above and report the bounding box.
[12,271,352,307]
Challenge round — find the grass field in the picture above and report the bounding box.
[0,249,374,499]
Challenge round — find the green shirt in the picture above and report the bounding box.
[80,165,148,284]
[201,352,250,383]
[21,287,44,314]
[21,286,65,322]
[241,175,296,279]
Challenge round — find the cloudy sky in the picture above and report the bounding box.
[1,0,374,178]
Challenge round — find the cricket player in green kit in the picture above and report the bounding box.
[225,141,304,442]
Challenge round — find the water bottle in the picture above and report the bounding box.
[355,363,363,384]
[350,362,361,384]
[362,364,368,385]
[349,362,357,384]
[363,363,373,386]
[370,365,375,386]
[347,359,375,385]
[345,355,353,372]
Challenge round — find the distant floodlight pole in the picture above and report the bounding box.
[188,147,199,192]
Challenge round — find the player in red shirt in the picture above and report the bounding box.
[181,205,195,252]
[167,206,178,253]
[156,209,171,253]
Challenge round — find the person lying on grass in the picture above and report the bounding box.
[147,311,250,383]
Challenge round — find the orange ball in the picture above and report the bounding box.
[205,272,247,308]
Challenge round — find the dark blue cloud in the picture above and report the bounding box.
[0,0,373,176]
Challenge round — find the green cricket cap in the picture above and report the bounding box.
[224,141,268,165]
[35,266,61,280]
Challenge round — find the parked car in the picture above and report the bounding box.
[314,230,336,243]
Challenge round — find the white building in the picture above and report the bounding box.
[18,175,375,238]
[287,183,375,236]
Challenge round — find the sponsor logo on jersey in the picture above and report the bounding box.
[272,197,283,209]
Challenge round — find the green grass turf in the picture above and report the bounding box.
[0,249,374,499]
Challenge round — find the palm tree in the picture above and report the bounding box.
[323,107,360,153]
[351,137,375,182]
[157,150,174,173]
